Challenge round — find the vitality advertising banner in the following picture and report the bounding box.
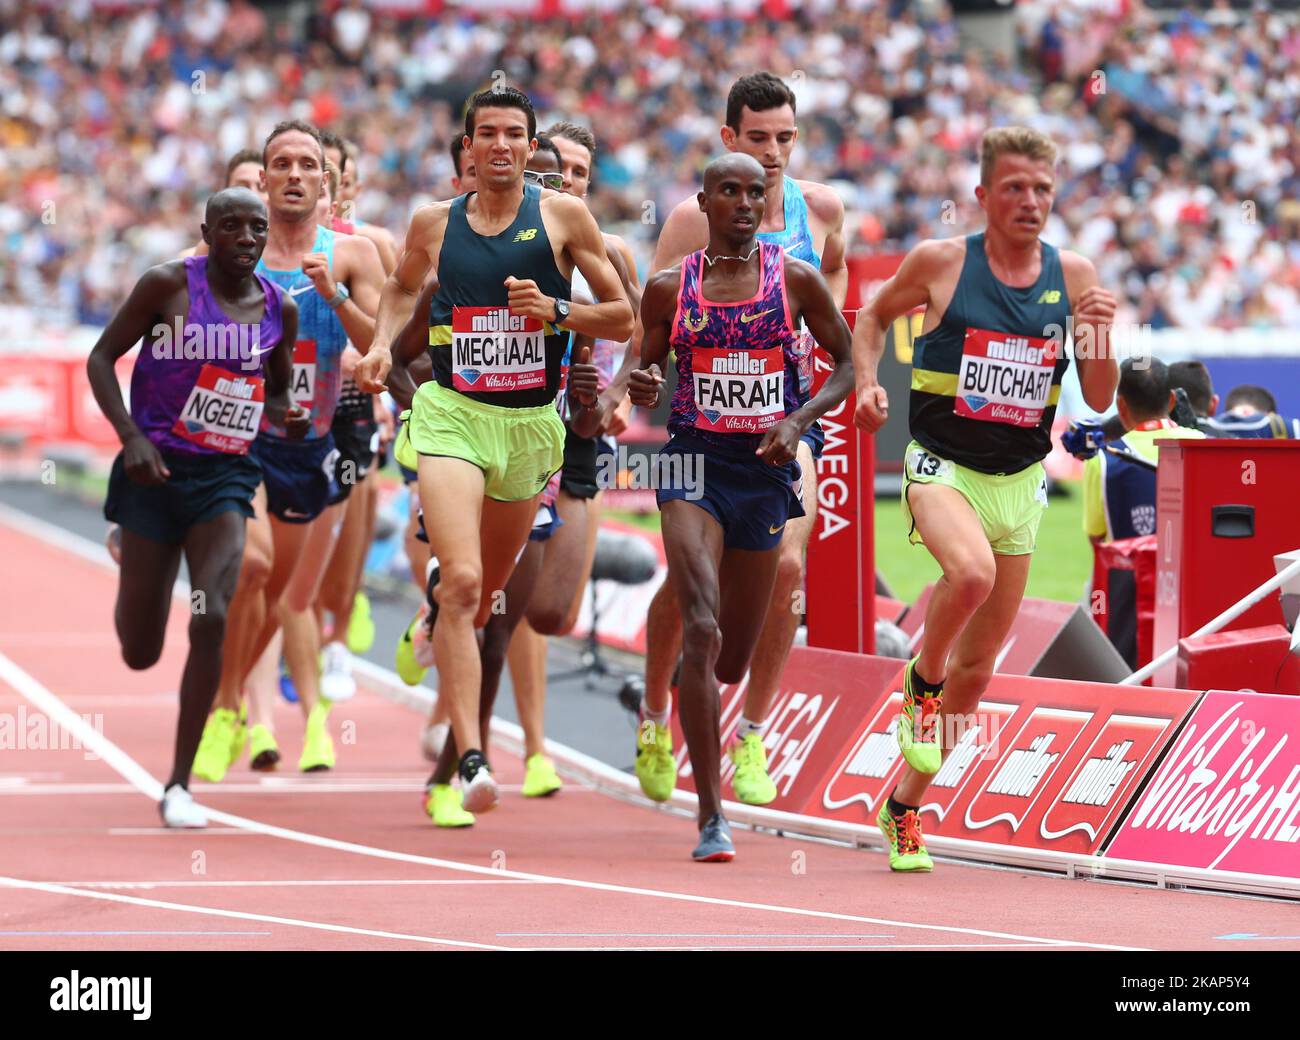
[1105,690,1300,880]
[672,647,1198,855]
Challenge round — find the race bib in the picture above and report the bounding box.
[451,306,546,392]
[955,327,1058,428]
[172,364,264,454]
[906,445,955,482]
[291,339,317,410]
[692,348,785,434]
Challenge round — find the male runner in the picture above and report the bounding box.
[87,187,300,826]
[177,151,268,261]
[194,121,383,781]
[630,153,852,860]
[632,71,848,807]
[354,87,633,813]
[852,126,1119,871]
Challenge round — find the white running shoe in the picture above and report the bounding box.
[320,642,357,703]
[420,721,449,762]
[160,784,207,828]
[461,766,499,813]
[411,606,436,670]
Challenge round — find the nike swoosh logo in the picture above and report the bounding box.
[287,285,314,297]
[740,309,773,324]
[769,522,785,534]
[281,509,310,519]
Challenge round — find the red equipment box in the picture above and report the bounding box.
[1177,625,1300,695]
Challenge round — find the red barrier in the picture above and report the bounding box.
[0,353,134,448]
[1106,690,1300,881]
[1177,625,1300,695]
[671,646,1198,855]
[1092,535,1158,670]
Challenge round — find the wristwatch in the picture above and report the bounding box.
[553,297,571,327]
[327,284,350,310]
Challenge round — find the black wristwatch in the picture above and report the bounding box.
[553,298,571,327]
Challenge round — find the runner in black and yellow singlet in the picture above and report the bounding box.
[852,130,1118,873]
[852,127,1120,873]
[354,87,633,817]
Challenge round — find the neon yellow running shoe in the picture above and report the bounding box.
[299,702,335,772]
[877,801,934,872]
[192,708,239,783]
[425,784,475,827]
[395,604,432,687]
[897,658,944,775]
[635,720,677,802]
[233,700,249,764]
[729,732,777,805]
[521,754,562,798]
[346,592,376,655]
[247,724,281,771]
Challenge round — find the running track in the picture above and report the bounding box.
[0,512,1293,951]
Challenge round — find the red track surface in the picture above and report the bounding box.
[0,515,1294,951]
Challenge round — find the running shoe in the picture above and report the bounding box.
[460,755,499,813]
[248,724,280,771]
[897,657,944,775]
[233,699,248,763]
[159,784,207,828]
[320,642,357,703]
[299,701,335,772]
[635,718,677,802]
[729,732,777,806]
[346,591,376,654]
[521,754,562,798]
[876,801,934,872]
[279,660,298,704]
[692,813,735,863]
[192,708,239,783]
[395,603,432,686]
[425,784,475,827]
[420,720,449,762]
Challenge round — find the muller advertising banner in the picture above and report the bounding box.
[1105,690,1300,880]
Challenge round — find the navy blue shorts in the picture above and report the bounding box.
[800,420,825,460]
[528,500,564,542]
[249,433,339,524]
[328,415,379,506]
[105,449,260,545]
[655,433,805,552]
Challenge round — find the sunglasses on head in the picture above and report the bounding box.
[523,169,564,191]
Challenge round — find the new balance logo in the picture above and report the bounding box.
[513,228,538,243]
[1036,290,1061,304]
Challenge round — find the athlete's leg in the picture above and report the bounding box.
[245,629,281,732]
[280,503,345,719]
[713,545,784,685]
[741,441,818,721]
[114,530,184,671]
[904,482,997,684]
[404,476,430,587]
[660,499,726,826]
[243,514,314,677]
[894,550,1031,805]
[214,484,271,710]
[507,619,547,759]
[319,469,374,635]
[643,574,683,714]
[526,489,588,634]
[169,510,247,788]
[559,489,603,634]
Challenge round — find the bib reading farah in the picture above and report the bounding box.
[909,233,1071,474]
[428,183,570,409]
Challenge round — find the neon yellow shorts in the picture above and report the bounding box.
[901,440,1047,556]
[404,380,564,502]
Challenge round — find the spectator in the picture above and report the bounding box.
[1083,358,1206,545]
[1208,384,1300,438]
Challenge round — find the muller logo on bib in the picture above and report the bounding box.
[452,305,545,392]
[692,347,784,434]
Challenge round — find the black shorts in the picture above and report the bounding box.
[329,414,379,505]
[248,433,339,524]
[105,449,260,545]
[560,426,599,500]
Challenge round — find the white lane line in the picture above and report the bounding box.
[0,648,1143,952]
[57,879,544,889]
[0,781,588,796]
[0,875,511,951]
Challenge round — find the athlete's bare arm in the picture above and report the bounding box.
[519,192,632,341]
[803,182,848,309]
[355,202,449,393]
[762,258,853,462]
[626,268,680,409]
[852,238,961,433]
[387,273,439,409]
[264,294,300,434]
[1060,250,1119,414]
[332,233,384,351]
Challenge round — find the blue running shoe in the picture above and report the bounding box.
[278,661,298,704]
[692,813,735,863]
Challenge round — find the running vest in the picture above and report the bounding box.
[255,224,349,440]
[909,233,1072,475]
[428,183,571,409]
[758,177,820,402]
[667,241,800,453]
[1100,435,1157,540]
[131,255,284,456]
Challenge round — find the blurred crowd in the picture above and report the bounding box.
[2,0,1299,331]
